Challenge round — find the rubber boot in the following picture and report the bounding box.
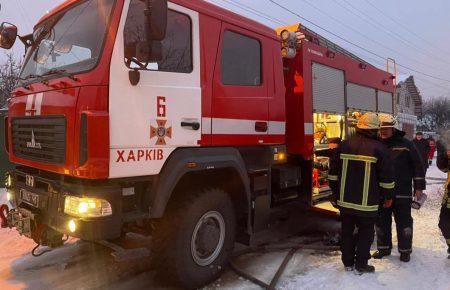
[400,253,411,262]
[372,249,391,259]
[355,264,375,275]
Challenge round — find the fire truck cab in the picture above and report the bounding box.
[0,0,394,288]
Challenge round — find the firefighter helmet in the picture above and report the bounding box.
[357,113,380,130]
[379,114,402,131]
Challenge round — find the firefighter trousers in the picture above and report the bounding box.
[439,205,450,247]
[375,199,413,254]
[341,213,376,267]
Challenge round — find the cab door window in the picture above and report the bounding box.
[221,30,262,86]
[123,1,193,73]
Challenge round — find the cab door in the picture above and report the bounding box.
[109,0,201,178]
[211,24,269,146]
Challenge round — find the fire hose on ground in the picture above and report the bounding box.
[229,237,340,290]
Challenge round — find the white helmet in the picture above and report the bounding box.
[379,114,402,131]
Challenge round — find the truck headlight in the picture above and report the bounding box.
[64,196,112,218]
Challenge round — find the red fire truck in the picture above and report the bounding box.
[0,0,394,288]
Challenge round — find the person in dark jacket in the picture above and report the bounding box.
[436,139,450,258]
[329,113,395,274]
[413,132,431,173]
[428,136,436,166]
[372,115,426,262]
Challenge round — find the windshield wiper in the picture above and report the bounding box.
[17,74,48,90]
[19,69,69,82]
[19,69,79,87]
[42,68,79,82]
[20,74,42,81]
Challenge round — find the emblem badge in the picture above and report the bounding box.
[26,130,42,149]
[150,120,172,145]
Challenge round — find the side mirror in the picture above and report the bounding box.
[145,0,167,41]
[0,22,18,49]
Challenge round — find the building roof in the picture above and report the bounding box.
[400,76,423,117]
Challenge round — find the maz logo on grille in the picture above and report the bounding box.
[26,130,42,149]
[12,116,66,164]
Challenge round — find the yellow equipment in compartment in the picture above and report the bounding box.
[312,113,345,200]
[313,113,345,149]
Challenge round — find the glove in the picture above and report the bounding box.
[428,159,432,166]
[415,189,424,200]
[383,199,393,208]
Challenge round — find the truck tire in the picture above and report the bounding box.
[152,188,236,289]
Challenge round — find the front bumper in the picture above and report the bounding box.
[53,212,121,240]
[6,169,123,241]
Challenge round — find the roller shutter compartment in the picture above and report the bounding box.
[378,91,393,113]
[346,83,376,112]
[312,63,345,114]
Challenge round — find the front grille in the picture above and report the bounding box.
[12,116,66,164]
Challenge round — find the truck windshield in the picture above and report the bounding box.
[20,0,115,83]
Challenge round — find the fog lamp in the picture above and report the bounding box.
[64,196,112,218]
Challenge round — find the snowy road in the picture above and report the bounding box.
[0,165,448,290]
[206,165,450,290]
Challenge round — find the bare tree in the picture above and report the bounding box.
[0,52,21,109]
[419,96,450,134]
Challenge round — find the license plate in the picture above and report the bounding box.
[20,189,40,208]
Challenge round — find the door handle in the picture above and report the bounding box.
[255,121,268,133]
[181,121,200,131]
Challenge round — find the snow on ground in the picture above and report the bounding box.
[0,164,448,289]
[206,165,450,290]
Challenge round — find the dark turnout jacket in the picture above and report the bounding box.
[437,141,449,173]
[413,138,431,170]
[329,132,395,217]
[382,131,426,199]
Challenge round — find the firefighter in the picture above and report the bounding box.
[372,115,426,262]
[436,139,450,258]
[328,113,395,274]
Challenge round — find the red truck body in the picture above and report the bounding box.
[2,0,394,288]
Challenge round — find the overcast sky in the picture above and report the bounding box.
[1,0,450,99]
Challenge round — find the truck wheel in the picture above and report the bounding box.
[152,188,236,289]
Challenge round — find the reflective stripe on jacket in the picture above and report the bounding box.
[329,132,395,217]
